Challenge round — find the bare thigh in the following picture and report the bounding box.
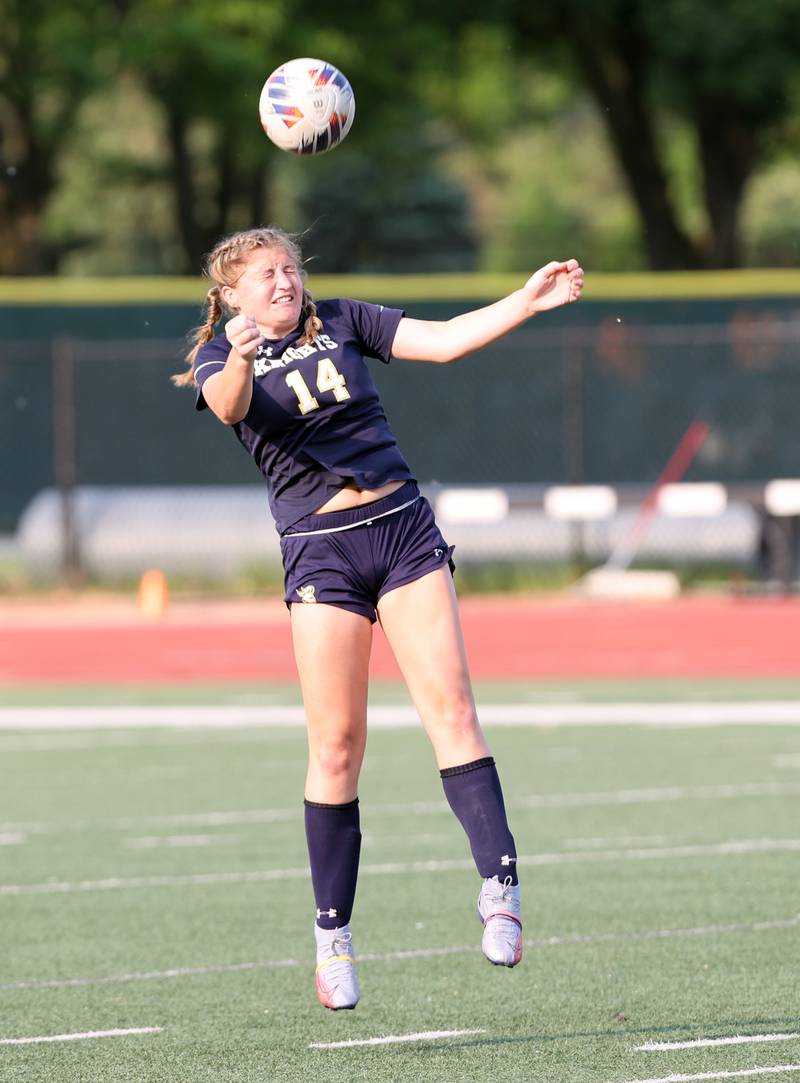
[290,603,373,803]
[377,566,490,769]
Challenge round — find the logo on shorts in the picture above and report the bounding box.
[296,584,317,604]
[434,548,443,558]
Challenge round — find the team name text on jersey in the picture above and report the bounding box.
[254,333,339,376]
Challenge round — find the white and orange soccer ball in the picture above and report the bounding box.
[259,58,355,155]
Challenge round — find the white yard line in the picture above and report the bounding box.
[5,702,800,730]
[308,1028,485,1049]
[124,834,241,849]
[119,808,299,828]
[635,1034,800,1052]
[361,832,453,847]
[4,780,799,838]
[0,1026,162,1045]
[2,915,797,992]
[2,838,799,897]
[2,960,299,991]
[562,836,672,848]
[519,782,800,808]
[614,1066,800,1083]
[774,754,800,768]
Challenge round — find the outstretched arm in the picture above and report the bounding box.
[390,259,584,364]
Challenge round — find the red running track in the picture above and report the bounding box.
[2,596,799,683]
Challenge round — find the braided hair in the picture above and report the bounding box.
[172,227,322,387]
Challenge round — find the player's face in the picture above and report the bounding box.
[228,246,304,336]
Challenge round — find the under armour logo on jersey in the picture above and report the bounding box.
[317,908,337,919]
[501,855,516,866]
[296,584,317,604]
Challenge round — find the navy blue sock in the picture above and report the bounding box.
[440,757,518,885]
[304,798,362,929]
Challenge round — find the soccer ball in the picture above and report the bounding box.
[259,58,355,155]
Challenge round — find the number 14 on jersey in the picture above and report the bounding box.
[285,359,351,415]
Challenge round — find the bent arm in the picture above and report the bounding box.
[201,352,255,424]
[391,259,584,364]
[201,314,265,425]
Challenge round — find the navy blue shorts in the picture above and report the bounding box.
[280,481,455,623]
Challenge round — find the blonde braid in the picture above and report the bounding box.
[298,288,323,346]
[172,286,223,387]
[173,227,319,388]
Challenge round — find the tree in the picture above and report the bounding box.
[116,0,293,272]
[0,0,119,273]
[119,0,473,272]
[296,148,477,272]
[512,0,800,268]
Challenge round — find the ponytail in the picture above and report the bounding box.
[297,288,323,346]
[172,286,223,387]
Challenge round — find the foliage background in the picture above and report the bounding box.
[2,0,800,277]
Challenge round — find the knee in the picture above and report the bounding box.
[311,732,361,781]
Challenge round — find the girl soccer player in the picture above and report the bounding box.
[175,227,583,1010]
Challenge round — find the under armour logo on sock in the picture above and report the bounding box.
[317,908,337,919]
[501,855,516,866]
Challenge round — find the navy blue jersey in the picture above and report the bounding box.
[194,298,414,533]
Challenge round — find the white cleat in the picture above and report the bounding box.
[477,875,523,967]
[314,924,360,1010]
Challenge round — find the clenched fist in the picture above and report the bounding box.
[225,314,265,362]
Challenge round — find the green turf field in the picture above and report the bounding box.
[4,677,800,708]
[2,709,799,1082]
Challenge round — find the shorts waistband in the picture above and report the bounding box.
[282,481,420,537]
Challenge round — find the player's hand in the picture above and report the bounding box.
[225,314,265,362]
[523,260,584,313]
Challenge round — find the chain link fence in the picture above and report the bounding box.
[2,307,800,587]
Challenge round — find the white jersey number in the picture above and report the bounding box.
[285,359,351,415]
